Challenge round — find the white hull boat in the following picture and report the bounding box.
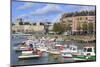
[61,53,72,58]
[14,46,30,52]
[61,49,72,58]
[72,46,96,61]
[37,47,48,52]
[18,51,41,59]
[18,55,40,59]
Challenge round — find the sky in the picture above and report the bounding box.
[12,1,95,23]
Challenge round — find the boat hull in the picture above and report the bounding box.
[72,55,96,61]
[49,52,60,59]
[18,55,41,59]
[61,53,72,58]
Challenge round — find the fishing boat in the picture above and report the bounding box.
[37,47,48,52]
[13,43,30,52]
[36,42,48,52]
[55,44,64,50]
[60,45,78,58]
[69,45,78,54]
[14,39,35,52]
[72,46,96,61]
[18,49,42,59]
[49,49,61,59]
[60,49,72,58]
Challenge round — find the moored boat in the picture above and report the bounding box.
[55,44,64,50]
[60,49,72,58]
[18,49,43,59]
[49,49,61,59]
[60,45,78,58]
[13,43,30,52]
[72,46,96,61]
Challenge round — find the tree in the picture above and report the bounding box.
[47,22,51,24]
[53,23,64,34]
[17,18,23,25]
[24,22,30,25]
[19,22,23,25]
[60,22,67,32]
[40,23,44,25]
[82,22,88,34]
[66,24,71,32]
[12,23,15,26]
[77,23,81,34]
[88,23,93,34]
[53,23,60,33]
[32,23,36,25]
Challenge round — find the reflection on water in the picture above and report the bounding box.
[11,35,95,66]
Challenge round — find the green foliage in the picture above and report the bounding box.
[53,23,63,33]
[77,24,81,31]
[66,24,72,31]
[82,22,88,31]
[61,10,95,17]
[53,22,71,34]
[88,23,93,33]
[19,22,23,25]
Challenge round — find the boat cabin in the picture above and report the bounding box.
[83,46,95,56]
[69,45,78,53]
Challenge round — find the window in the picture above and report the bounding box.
[68,20,72,22]
[83,48,87,52]
[87,48,92,52]
[80,17,82,20]
[73,48,76,50]
[77,18,79,20]
[86,17,88,20]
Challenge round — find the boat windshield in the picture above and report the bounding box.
[83,48,87,52]
[83,48,92,52]
[87,48,92,52]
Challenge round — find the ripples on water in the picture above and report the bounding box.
[11,35,95,66]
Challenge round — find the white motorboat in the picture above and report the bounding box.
[49,51,60,55]
[13,45,29,52]
[18,54,40,59]
[18,50,42,59]
[60,45,78,58]
[69,45,78,54]
[72,46,96,61]
[37,47,48,52]
[48,49,61,59]
[55,44,64,50]
[60,49,72,58]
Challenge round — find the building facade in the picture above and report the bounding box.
[60,11,96,33]
[12,19,53,34]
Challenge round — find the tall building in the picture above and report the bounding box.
[60,11,96,33]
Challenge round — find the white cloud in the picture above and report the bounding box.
[17,14,28,18]
[17,2,35,10]
[30,4,64,15]
[16,4,95,22]
[17,4,64,18]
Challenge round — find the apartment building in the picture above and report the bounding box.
[60,11,96,33]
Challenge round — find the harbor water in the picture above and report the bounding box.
[11,35,95,66]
